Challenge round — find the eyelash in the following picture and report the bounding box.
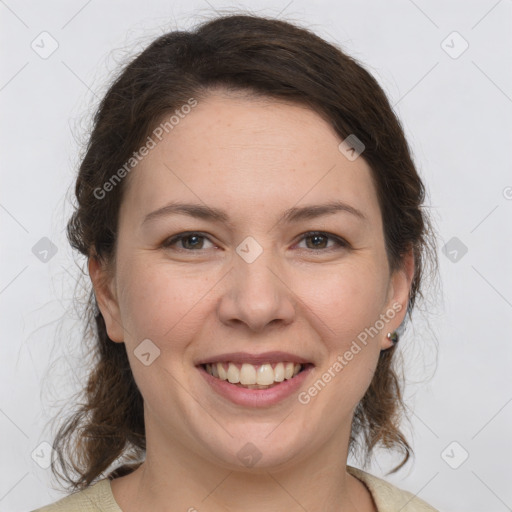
[161,231,349,252]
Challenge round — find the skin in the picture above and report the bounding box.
[90,90,414,512]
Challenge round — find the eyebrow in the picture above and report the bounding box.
[141,200,368,227]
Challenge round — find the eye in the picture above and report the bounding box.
[295,231,348,251]
[162,232,215,251]
[161,230,349,253]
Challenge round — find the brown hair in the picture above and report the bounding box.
[52,12,437,490]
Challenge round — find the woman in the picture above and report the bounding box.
[33,13,439,512]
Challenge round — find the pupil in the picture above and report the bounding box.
[185,235,201,249]
[309,234,325,248]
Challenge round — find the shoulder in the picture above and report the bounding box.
[347,466,439,512]
[31,478,122,512]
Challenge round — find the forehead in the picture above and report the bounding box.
[120,93,381,227]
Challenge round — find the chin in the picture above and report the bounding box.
[197,426,311,472]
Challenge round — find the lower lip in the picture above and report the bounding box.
[198,365,313,407]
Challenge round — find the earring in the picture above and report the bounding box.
[387,331,399,345]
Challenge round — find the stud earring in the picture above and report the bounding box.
[387,331,399,345]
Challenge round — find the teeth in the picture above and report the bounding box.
[217,362,227,380]
[204,361,304,386]
[256,363,274,385]
[240,363,257,385]
[227,363,240,384]
[274,362,285,382]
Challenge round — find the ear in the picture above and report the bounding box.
[88,255,125,343]
[380,246,415,350]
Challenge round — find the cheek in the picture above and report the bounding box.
[293,259,389,344]
[116,259,214,410]
[292,261,388,404]
[117,258,215,347]
[116,242,390,351]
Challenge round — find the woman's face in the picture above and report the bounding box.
[91,91,413,471]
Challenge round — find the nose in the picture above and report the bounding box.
[217,246,296,332]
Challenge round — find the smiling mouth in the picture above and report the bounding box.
[201,361,311,390]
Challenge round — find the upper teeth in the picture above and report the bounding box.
[205,362,302,385]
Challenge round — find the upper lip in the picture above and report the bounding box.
[195,351,312,366]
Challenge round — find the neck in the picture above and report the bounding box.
[111,428,376,512]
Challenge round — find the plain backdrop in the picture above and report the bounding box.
[1,1,511,511]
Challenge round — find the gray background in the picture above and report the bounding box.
[1,1,511,511]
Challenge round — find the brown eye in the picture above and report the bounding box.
[162,232,214,251]
[297,231,348,251]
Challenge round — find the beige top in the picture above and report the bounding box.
[32,466,439,511]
